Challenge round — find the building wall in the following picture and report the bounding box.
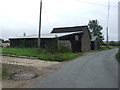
[41,38,58,49]
[91,40,99,50]
[58,33,82,52]
[10,38,37,48]
[51,26,91,52]
[70,34,82,52]
[58,40,71,50]
[10,38,57,49]
[81,27,91,51]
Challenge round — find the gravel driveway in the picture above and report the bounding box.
[1,56,63,88]
[1,56,60,69]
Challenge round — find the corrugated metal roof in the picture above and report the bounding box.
[51,25,88,33]
[9,31,83,39]
[91,36,98,41]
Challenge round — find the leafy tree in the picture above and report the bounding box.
[88,20,104,44]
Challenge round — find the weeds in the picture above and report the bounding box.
[1,48,80,62]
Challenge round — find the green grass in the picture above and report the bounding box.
[1,46,117,62]
[0,48,2,53]
[1,48,81,62]
[0,69,10,79]
[99,46,118,51]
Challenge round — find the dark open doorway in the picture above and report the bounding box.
[71,35,81,52]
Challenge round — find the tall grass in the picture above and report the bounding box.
[99,46,118,51]
[1,48,80,62]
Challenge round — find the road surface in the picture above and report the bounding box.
[31,49,118,88]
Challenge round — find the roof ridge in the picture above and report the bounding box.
[54,25,88,29]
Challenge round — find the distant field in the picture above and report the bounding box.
[1,48,81,62]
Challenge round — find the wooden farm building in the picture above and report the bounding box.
[51,25,91,52]
[9,25,92,52]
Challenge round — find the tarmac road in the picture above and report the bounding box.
[31,49,118,88]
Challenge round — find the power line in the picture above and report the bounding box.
[79,0,118,8]
[42,1,54,29]
[107,0,110,26]
[41,0,117,32]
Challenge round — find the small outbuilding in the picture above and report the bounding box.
[91,35,100,50]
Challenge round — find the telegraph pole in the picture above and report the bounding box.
[38,0,42,48]
[118,1,120,52]
[106,0,110,47]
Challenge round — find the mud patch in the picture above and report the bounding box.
[9,71,38,80]
[2,62,65,88]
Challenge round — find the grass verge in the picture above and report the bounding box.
[99,46,118,51]
[1,48,81,62]
[0,69,10,79]
[1,46,117,62]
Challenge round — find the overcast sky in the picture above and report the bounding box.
[0,0,119,41]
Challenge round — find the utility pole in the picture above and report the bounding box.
[106,0,110,47]
[118,1,120,52]
[23,33,26,37]
[106,27,109,46]
[38,0,42,48]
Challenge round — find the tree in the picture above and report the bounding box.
[88,20,104,44]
